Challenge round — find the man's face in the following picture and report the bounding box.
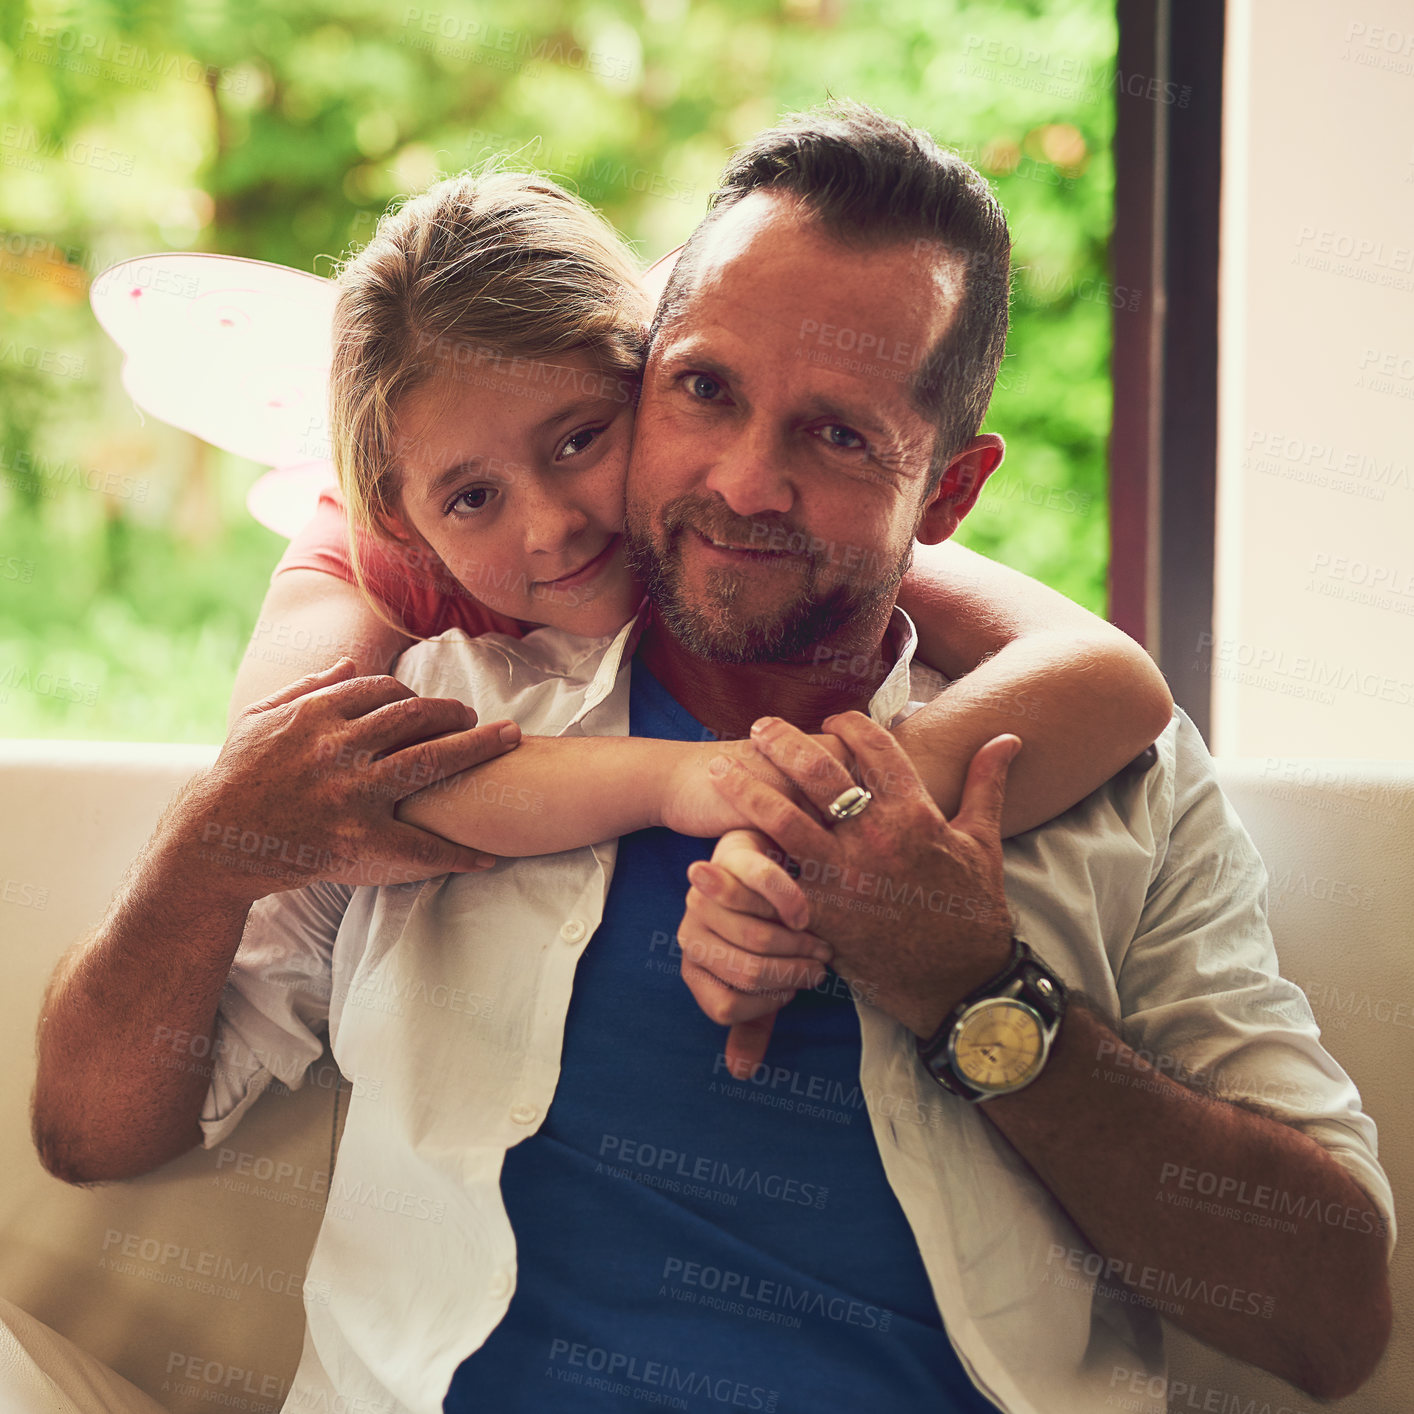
[623,191,968,664]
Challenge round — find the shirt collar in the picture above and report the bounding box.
[571,596,653,722]
[869,604,922,725]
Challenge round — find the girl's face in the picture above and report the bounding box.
[388,348,644,637]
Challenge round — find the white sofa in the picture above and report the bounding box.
[0,741,1408,1412]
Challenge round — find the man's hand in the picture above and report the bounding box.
[173,658,522,903]
[706,711,1020,1039]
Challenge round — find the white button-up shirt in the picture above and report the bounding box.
[201,603,1395,1414]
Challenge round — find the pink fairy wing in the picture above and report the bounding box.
[244,461,339,539]
[91,253,340,533]
[643,243,681,305]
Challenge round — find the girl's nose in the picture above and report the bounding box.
[522,482,590,554]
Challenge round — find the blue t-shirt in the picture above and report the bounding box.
[446,659,996,1412]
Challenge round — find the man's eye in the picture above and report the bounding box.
[558,426,604,459]
[445,486,496,516]
[684,373,724,401]
[819,423,866,451]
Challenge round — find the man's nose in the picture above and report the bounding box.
[701,422,794,519]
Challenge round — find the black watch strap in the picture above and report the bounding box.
[915,937,1067,1100]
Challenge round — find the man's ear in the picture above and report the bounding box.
[915,434,1005,545]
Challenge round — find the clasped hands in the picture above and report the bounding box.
[674,712,1021,1080]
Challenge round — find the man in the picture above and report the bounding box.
[22,101,1393,1414]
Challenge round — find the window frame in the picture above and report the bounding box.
[1109,0,1226,742]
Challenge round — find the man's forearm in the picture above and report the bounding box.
[32,780,255,1184]
[975,1004,1391,1399]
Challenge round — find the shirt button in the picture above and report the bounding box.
[560,919,587,944]
[489,1268,512,1300]
[510,1103,538,1125]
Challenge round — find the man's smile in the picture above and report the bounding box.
[688,527,803,565]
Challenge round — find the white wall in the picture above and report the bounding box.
[1215,0,1414,757]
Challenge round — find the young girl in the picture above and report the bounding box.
[231,167,1171,855]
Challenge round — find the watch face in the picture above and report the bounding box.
[950,999,1046,1093]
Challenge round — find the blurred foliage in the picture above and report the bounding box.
[0,0,1117,742]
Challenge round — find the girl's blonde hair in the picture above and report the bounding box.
[328,167,650,629]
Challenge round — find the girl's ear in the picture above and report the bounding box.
[377,498,426,549]
[366,501,451,590]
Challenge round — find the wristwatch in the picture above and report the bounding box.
[916,937,1068,1101]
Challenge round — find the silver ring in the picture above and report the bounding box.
[826,785,873,823]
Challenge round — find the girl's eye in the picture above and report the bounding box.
[557,426,604,459]
[819,423,866,451]
[684,372,725,401]
[445,486,497,517]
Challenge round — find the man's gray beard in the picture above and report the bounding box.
[622,514,911,666]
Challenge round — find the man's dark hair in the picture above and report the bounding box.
[648,99,1012,494]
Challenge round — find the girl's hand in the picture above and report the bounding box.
[679,829,824,1080]
[660,736,847,839]
[659,740,772,837]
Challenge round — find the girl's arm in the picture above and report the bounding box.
[893,538,1174,836]
[397,733,778,853]
[398,544,1174,854]
[227,569,413,727]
